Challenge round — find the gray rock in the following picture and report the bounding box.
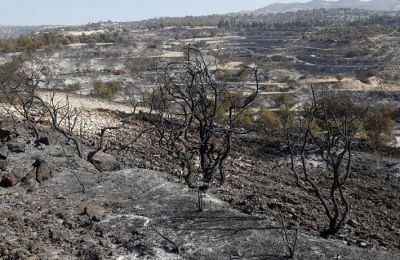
[7,142,26,153]
[0,159,8,171]
[21,171,40,192]
[0,146,9,160]
[38,136,50,146]
[78,203,107,222]
[347,218,359,228]
[0,168,25,187]
[33,159,54,183]
[144,161,151,169]
[90,152,120,172]
[0,129,12,140]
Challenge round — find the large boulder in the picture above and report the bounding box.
[90,152,120,172]
[33,159,54,183]
[0,168,25,187]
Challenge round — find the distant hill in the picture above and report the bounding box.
[252,0,400,15]
[0,26,41,38]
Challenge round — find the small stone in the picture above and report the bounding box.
[79,203,107,222]
[0,146,9,160]
[144,161,151,169]
[0,159,8,171]
[63,220,76,229]
[7,142,25,153]
[49,228,64,242]
[347,218,359,228]
[99,239,108,247]
[0,129,12,140]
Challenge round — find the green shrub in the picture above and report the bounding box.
[94,81,122,100]
[272,94,290,108]
[363,105,396,147]
[237,109,254,127]
[346,48,369,58]
[259,108,281,130]
[335,75,344,81]
[217,70,233,82]
[355,73,371,84]
[367,68,381,78]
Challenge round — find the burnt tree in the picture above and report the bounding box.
[148,47,259,211]
[296,89,365,237]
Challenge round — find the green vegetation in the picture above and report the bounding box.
[0,30,125,53]
[272,94,290,108]
[93,81,122,100]
[346,47,370,58]
[363,105,397,147]
[335,75,344,81]
[259,108,281,130]
[237,109,255,127]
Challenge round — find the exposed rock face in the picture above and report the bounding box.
[33,159,54,183]
[0,168,25,187]
[90,152,120,172]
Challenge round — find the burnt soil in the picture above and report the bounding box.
[96,117,400,251]
[0,116,399,259]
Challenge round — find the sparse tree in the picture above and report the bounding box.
[363,104,396,147]
[280,214,299,259]
[147,47,259,211]
[292,89,365,237]
[36,89,85,158]
[0,57,48,141]
[276,105,301,186]
[0,57,85,157]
